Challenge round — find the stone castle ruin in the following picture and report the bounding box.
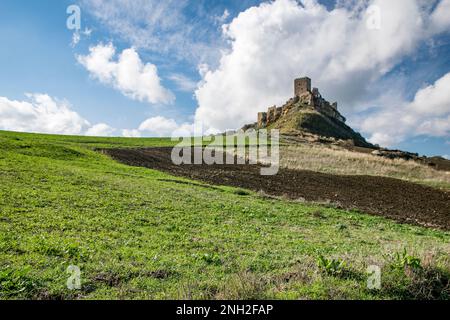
[257,77,346,128]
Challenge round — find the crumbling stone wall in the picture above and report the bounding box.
[257,112,267,128]
[257,77,346,128]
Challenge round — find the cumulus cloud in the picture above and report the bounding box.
[122,129,142,138]
[0,93,90,135]
[430,0,450,33]
[77,43,174,104]
[0,92,196,138]
[135,116,196,137]
[358,72,450,146]
[85,123,116,136]
[120,116,215,138]
[138,116,179,136]
[194,0,447,131]
[0,93,118,137]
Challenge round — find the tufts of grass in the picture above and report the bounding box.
[215,271,269,300]
[0,267,41,299]
[380,249,450,300]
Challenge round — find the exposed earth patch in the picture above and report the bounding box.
[103,147,450,231]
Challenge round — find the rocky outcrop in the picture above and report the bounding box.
[249,77,371,147]
[257,77,346,129]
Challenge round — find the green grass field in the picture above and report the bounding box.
[0,130,449,300]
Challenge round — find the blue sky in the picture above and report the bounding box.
[0,0,449,157]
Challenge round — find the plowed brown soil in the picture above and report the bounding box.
[103,147,450,230]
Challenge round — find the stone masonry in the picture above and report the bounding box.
[295,77,311,96]
[257,77,346,128]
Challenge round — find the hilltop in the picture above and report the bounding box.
[241,77,450,170]
[242,77,373,148]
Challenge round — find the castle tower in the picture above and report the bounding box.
[294,77,311,96]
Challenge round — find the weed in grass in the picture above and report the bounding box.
[391,249,423,271]
[317,256,347,277]
[381,258,450,300]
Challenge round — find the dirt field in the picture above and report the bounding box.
[103,147,450,231]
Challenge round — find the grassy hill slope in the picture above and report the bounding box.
[0,130,449,300]
[277,144,450,190]
[262,101,373,148]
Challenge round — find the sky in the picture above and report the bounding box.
[0,0,449,157]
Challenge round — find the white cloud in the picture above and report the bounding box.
[410,72,450,116]
[138,116,179,137]
[122,129,142,137]
[168,73,198,92]
[171,123,196,137]
[0,93,119,137]
[430,0,450,34]
[0,93,90,135]
[194,0,446,131]
[359,72,450,147]
[120,116,202,138]
[85,123,116,136]
[77,0,449,148]
[77,43,174,104]
[137,116,199,137]
[80,0,223,63]
[0,92,196,139]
